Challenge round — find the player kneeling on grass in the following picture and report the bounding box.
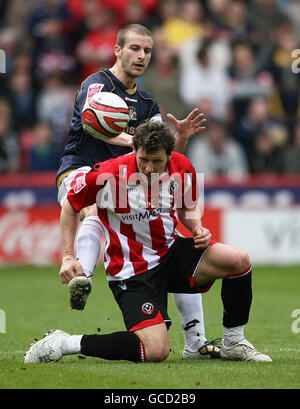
[24,122,272,364]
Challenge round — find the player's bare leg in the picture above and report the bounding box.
[134,323,170,362]
[194,243,272,362]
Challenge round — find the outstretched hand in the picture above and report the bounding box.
[167,108,206,141]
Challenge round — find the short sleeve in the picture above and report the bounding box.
[67,160,115,212]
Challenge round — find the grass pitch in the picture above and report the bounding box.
[0,264,299,390]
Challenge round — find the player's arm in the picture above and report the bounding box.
[59,199,83,284]
[177,205,211,249]
[108,100,163,148]
[59,168,103,284]
[104,131,133,147]
[176,159,211,248]
[167,108,206,154]
[79,80,133,148]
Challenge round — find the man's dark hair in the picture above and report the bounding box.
[132,121,175,156]
[116,24,153,49]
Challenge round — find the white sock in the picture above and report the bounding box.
[75,216,104,282]
[223,325,244,347]
[172,293,207,350]
[61,335,83,355]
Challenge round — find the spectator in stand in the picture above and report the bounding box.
[8,69,36,132]
[251,130,284,174]
[28,0,76,83]
[267,22,300,133]
[281,0,300,39]
[247,0,292,70]
[10,49,33,75]
[142,29,190,124]
[161,0,203,52]
[28,122,60,172]
[1,0,32,40]
[248,0,292,41]
[156,0,178,25]
[0,41,35,116]
[102,0,159,27]
[229,42,273,120]
[282,120,300,174]
[211,0,259,46]
[36,72,75,152]
[179,42,231,121]
[185,119,248,179]
[213,0,273,72]
[118,0,159,29]
[0,26,19,80]
[206,0,230,25]
[122,1,148,26]
[0,99,20,173]
[234,96,288,170]
[0,0,32,84]
[177,17,232,74]
[76,2,119,82]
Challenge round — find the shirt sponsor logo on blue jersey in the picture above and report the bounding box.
[124,96,137,103]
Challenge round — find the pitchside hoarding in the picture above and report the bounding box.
[0,172,299,264]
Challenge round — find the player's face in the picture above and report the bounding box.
[135,147,170,181]
[116,33,153,78]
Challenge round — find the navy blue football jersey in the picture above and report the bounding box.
[56,69,161,182]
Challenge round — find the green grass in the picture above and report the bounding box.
[0,265,300,389]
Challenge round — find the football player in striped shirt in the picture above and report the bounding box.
[24,122,271,363]
[56,23,211,359]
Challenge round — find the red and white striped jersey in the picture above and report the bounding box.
[68,151,199,280]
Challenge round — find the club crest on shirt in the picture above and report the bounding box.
[71,172,87,194]
[87,83,104,100]
[142,302,154,315]
[128,106,137,120]
[169,180,179,195]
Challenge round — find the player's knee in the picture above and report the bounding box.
[135,323,169,362]
[231,249,251,274]
[146,341,170,362]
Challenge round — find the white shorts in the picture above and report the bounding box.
[57,166,91,206]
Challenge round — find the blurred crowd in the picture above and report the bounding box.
[0,0,300,177]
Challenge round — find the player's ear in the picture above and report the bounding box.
[114,44,121,58]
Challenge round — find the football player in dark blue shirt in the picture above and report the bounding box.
[57,24,218,359]
[56,67,161,181]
